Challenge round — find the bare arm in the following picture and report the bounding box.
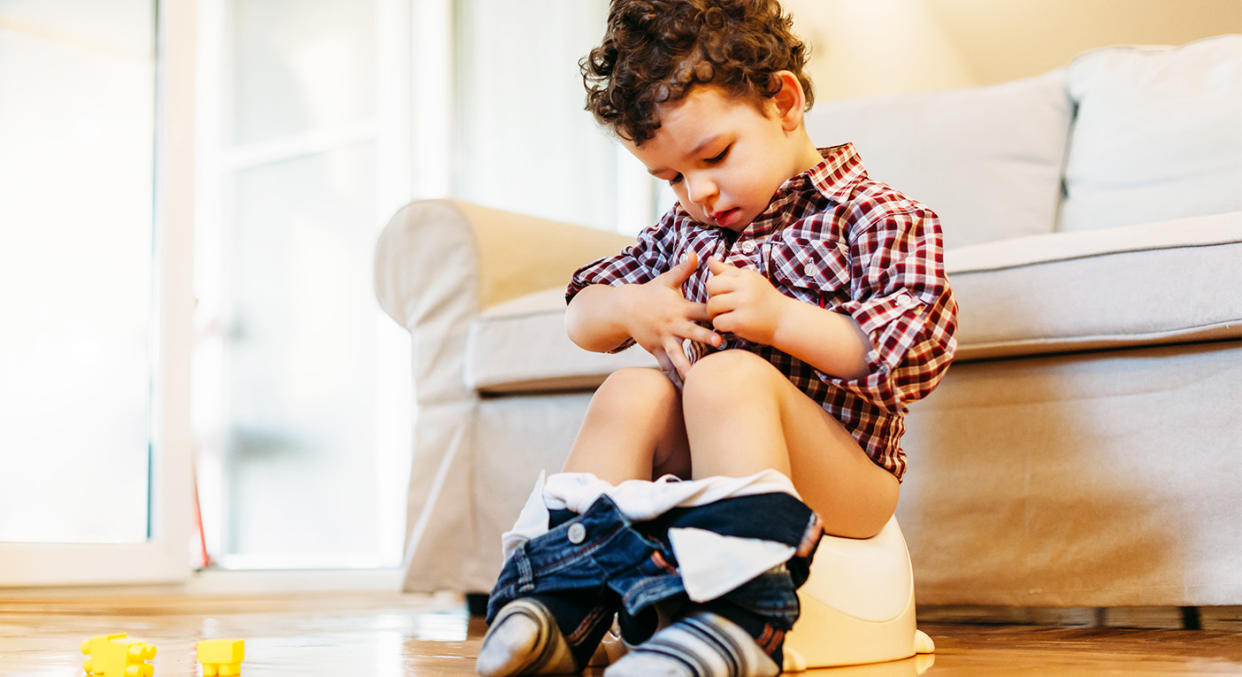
[705,257,871,380]
[769,294,872,380]
[565,283,638,353]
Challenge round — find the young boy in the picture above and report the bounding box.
[478,1,957,675]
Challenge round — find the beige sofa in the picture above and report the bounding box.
[375,36,1242,608]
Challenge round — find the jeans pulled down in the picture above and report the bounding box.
[486,491,822,634]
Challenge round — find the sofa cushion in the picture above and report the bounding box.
[1057,35,1242,233]
[803,69,1071,250]
[466,211,1242,393]
[948,210,1242,361]
[465,289,658,393]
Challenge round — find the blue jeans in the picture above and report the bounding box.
[486,492,821,633]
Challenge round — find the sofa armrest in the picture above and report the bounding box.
[374,197,634,406]
[373,200,634,593]
[375,199,634,332]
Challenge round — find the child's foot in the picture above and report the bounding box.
[476,598,577,676]
[602,610,779,677]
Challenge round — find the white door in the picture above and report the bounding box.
[0,0,193,586]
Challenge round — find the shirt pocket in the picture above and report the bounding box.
[766,236,852,307]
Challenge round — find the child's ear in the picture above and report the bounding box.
[771,70,806,132]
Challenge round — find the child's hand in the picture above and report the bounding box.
[625,251,722,379]
[705,257,791,346]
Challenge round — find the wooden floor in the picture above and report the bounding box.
[1,593,1238,676]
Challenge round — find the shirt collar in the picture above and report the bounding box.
[809,142,868,205]
[743,143,868,237]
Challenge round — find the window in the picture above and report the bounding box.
[194,0,656,569]
[0,0,155,545]
[1,0,657,583]
[194,0,412,569]
[0,0,192,585]
[452,0,663,235]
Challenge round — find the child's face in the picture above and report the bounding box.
[626,83,814,231]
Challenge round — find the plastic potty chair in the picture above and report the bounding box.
[783,516,935,673]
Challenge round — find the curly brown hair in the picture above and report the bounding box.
[581,0,813,145]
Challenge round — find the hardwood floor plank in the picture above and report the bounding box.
[1,594,1237,675]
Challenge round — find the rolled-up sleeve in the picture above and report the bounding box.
[564,208,683,353]
[821,207,958,413]
[565,208,680,304]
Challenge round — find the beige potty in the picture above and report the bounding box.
[782,516,935,672]
[590,516,935,673]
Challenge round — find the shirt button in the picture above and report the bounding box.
[898,294,919,309]
[739,240,756,255]
[567,523,587,545]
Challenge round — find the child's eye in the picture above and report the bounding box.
[668,174,683,185]
[706,146,731,164]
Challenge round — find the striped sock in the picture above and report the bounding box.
[476,598,577,676]
[602,610,780,677]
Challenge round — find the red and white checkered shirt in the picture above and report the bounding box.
[567,143,958,480]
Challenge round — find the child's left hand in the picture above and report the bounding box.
[705,257,791,346]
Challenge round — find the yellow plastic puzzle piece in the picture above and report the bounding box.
[81,633,128,675]
[197,638,245,676]
[80,633,156,677]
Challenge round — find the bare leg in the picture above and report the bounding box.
[682,350,899,538]
[481,368,691,676]
[562,367,691,482]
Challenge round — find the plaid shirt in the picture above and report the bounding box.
[566,143,958,480]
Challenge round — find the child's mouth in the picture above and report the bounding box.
[712,208,741,228]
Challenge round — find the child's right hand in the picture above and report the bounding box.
[622,251,722,381]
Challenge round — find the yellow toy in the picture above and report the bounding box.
[783,516,935,673]
[80,632,156,677]
[197,639,245,676]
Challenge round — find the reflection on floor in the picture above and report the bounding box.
[0,592,1239,675]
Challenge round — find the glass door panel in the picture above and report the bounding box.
[225,143,381,561]
[229,0,376,146]
[0,0,192,585]
[194,0,409,569]
[0,0,155,545]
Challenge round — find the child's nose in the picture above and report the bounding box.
[685,174,718,209]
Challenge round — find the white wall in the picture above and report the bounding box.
[782,0,1242,100]
[446,0,1242,233]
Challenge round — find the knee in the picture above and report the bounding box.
[592,367,678,413]
[682,349,776,408]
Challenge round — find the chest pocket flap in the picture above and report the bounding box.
[767,235,851,297]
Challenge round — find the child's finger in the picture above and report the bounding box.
[706,294,734,319]
[704,273,735,297]
[710,309,736,333]
[706,256,734,275]
[685,324,722,347]
[665,251,699,286]
[684,301,712,323]
[663,336,693,379]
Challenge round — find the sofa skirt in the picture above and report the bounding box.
[402,340,1241,607]
[899,339,1241,606]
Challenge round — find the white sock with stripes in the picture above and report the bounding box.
[476,598,578,677]
[602,610,779,677]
